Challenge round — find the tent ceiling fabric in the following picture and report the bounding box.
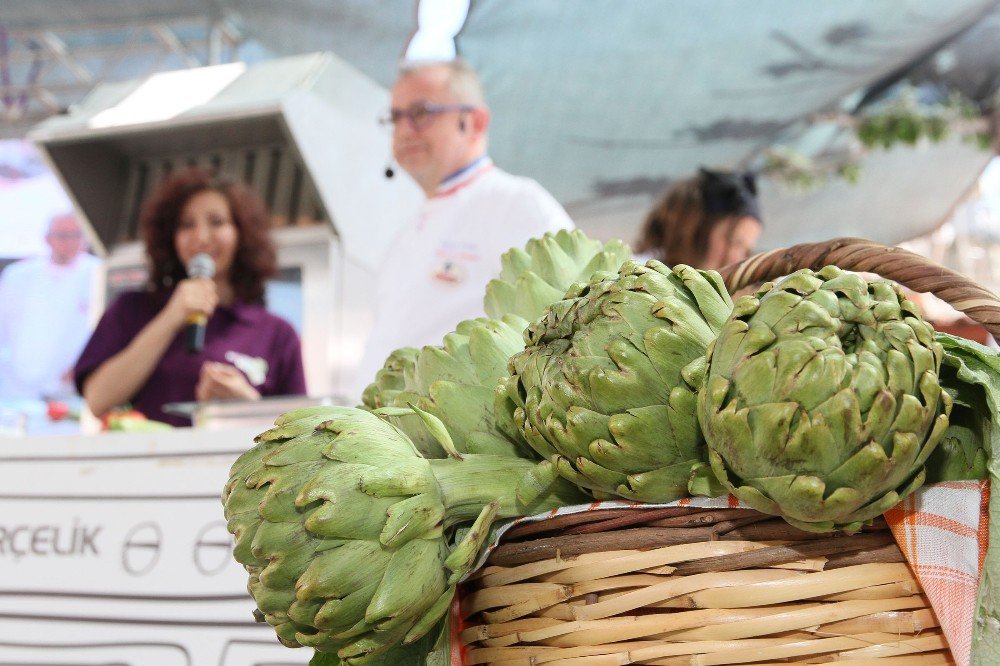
[1,0,414,85]
[3,0,209,26]
[217,0,413,86]
[3,1,998,251]
[0,0,412,137]
[4,0,413,69]
[457,0,1000,248]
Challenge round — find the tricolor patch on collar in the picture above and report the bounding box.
[435,155,494,199]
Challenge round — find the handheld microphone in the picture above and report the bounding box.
[184,253,215,354]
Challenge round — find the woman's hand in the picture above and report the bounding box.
[195,361,261,402]
[82,280,220,418]
[162,278,218,330]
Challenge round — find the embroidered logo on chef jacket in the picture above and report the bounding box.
[224,350,269,386]
[431,241,481,285]
[431,260,468,284]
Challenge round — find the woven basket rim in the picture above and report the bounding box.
[719,236,1000,339]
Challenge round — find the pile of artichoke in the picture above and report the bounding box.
[224,229,990,662]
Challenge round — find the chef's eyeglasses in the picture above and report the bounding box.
[379,101,476,131]
[48,230,83,240]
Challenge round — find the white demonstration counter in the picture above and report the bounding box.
[0,427,310,665]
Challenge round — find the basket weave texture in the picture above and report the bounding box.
[459,238,1000,665]
[459,505,951,665]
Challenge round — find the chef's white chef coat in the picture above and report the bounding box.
[353,156,573,395]
[0,251,100,400]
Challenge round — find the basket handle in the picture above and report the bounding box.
[719,237,1000,340]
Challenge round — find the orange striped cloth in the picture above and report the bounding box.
[884,480,990,666]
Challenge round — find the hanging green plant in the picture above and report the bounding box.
[758,84,994,191]
[855,87,988,152]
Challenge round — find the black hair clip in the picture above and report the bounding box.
[698,168,761,223]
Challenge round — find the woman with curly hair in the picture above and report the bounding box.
[635,168,763,270]
[75,167,306,425]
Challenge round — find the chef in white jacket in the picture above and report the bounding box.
[0,212,99,400]
[353,59,573,395]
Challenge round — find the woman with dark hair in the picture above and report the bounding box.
[635,168,763,270]
[74,167,306,426]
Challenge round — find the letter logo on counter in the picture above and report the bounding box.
[121,521,161,576]
[0,518,101,560]
[194,521,233,576]
[0,426,311,664]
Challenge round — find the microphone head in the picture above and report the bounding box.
[384,164,395,178]
[187,253,216,279]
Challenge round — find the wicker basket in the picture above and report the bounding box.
[458,238,1000,666]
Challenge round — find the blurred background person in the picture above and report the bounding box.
[74,167,306,426]
[635,168,763,270]
[0,212,99,401]
[352,59,573,395]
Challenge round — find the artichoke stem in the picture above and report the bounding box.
[429,455,558,523]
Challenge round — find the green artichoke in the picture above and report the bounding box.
[385,316,534,458]
[502,260,734,502]
[925,333,990,483]
[362,316,532,458]
[699,266,952,533]
[360,347,419,410]
[223,406,584,663]
[485,229,631,322]
[363,230,631,459]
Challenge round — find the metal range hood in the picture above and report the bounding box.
[28,51,421,269]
